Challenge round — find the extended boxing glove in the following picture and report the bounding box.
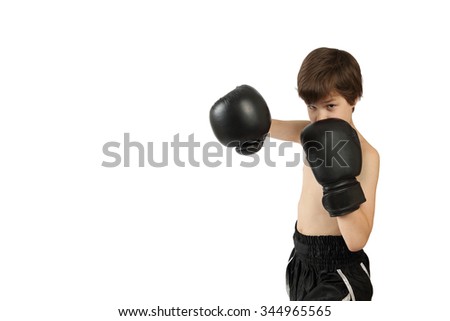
[210,85,271,155]
[301,118,366,216]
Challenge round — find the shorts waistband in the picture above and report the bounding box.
[293,225,365,268]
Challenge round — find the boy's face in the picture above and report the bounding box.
[306,92,355,124]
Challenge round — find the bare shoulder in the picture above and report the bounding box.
[362,140,379,166]
[355,130,380,224]
[357,132,380,182]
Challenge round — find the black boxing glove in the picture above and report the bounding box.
[301,118,366,216]
[210,85,271,155]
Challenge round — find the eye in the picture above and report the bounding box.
[327,104,336,110]
[307,105,317,110]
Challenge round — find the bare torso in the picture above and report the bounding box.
[297,131,375,236]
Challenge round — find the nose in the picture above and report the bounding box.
[316,110,329,122]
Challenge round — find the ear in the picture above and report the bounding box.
[351,96,361,113]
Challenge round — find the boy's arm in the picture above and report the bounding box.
[337,148,380,252]
[269,119,310,143]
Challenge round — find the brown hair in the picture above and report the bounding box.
[297,47,362,106]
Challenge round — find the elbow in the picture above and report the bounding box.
[346,239,368,252]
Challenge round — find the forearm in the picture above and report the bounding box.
[269,119,310,143]
[336,208,372,252]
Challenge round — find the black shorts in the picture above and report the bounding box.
[286,225,373,301]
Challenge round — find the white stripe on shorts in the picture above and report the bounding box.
[337,269,355,301]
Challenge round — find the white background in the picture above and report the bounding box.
[1,0,449,320]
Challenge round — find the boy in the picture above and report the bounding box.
[270,47,379,301]
[210,47,379,301]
